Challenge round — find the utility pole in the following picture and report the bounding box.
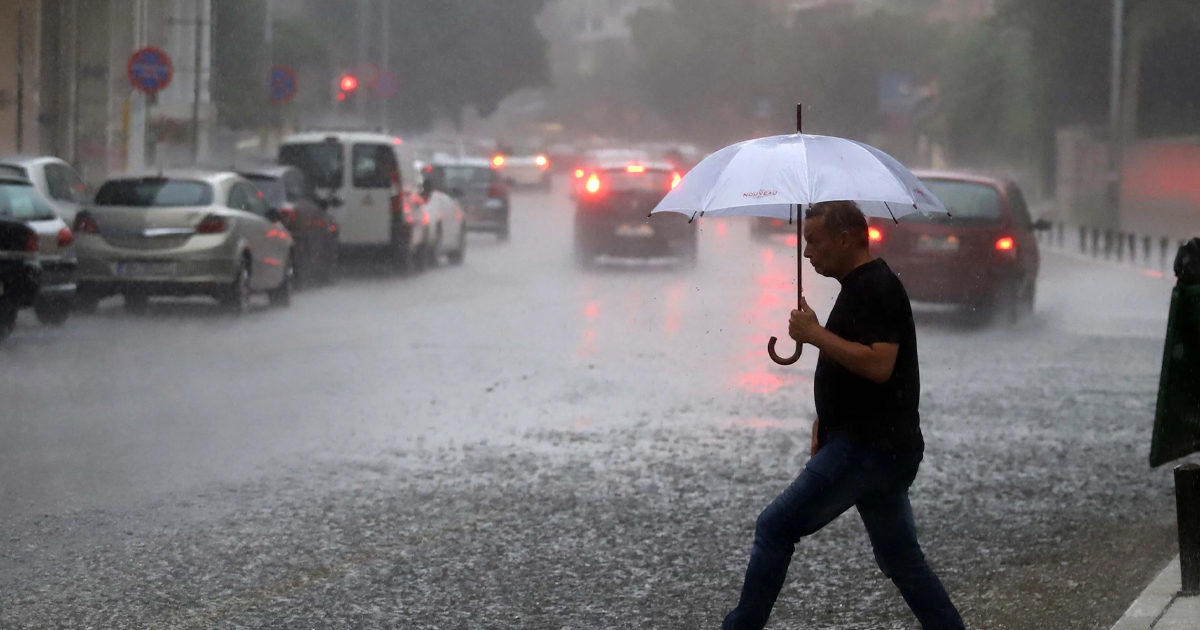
[357,0,370,121]
[1106,0,1125,229]
[192,0,205,163]
[15,7,24,153]
[380,0,390,131]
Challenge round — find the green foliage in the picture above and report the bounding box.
[940,23,1036,165]
[211,0,269,130]
[211,0,549,132]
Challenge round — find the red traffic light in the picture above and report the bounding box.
[339,75,359,92]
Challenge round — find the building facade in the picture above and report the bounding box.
[0,0,215,185]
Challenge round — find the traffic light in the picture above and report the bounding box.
[335,73,359,111]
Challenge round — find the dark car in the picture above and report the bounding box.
[869,171,1049,323]
[573,161,694,268]
[0,217,43,341]
[424,157,509,241]
[240,166,339,286]
[0,174,76,325]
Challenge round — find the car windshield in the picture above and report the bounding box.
[246,176,287,208]
[906,179,1003,225]
[0,182,57,220]
[438,166,493,188]
[94,179,214,207]
[601,168,673,193]
[280,143,345,189]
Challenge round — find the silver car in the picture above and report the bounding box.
[74,171,295,314]
[0,155,90,224]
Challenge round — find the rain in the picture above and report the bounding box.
[2,1,1199,629]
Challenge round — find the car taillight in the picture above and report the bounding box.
[196,215,229,234]
[869,227,883,243]
[402,199,416,225]
[626,164,646,174]
[492,155,505,169]
[535,155,549,169]
[278,204,298,226]
[574,169,585,179]
[73,212,100,235]
[995,236,1015,251]
[57,227,74,248]
[670,172,682,190]
[391,193,404,214]
[585,174,602,195]
[489,181,506,199]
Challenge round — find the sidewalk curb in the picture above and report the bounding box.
[1110,556,1180,630]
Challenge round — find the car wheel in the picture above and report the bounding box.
[34,299,72,326]
[0,307,16,342]
[123,292,150,314]
[219,258,252,315]
[74,294,100,315]
[447,227,466,265]
[268,254,294,308]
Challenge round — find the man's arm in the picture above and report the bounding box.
[789,298,899,384]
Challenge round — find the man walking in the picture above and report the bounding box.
[723,201,964,630]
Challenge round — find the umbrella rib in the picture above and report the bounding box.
[885,202,899,224]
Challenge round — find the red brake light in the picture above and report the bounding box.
[492,155,506,168]
[278,204,298,225]
[535,155,549,168]
[626,164,646,174]
[585,174,602,195]
[339,75,358,92]
[670,172,682,189]
[73,212,100,235]
[196,215,229,234]
[995,236,1015,251]
[868,227,883,243]
[574,169,585,179]
[393,137,403,146]
[57,227,74,248]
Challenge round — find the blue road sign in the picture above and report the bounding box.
[127,47,173,95]
[269,65,298,104]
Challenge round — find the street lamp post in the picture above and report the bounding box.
[1106,0,1125,229]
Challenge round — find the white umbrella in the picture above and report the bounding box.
[652,109,948,365]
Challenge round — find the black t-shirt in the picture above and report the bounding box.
[814,258,923,453]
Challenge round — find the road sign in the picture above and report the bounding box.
[269,65,298,104]
[376,70,399,99]
[127,47,173,95]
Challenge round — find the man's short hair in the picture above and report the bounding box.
[806,200,868,247]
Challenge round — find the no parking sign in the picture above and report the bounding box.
[127,47,173,95]
[269,65,298,104]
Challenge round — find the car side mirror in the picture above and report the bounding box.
[1031,218,1052,232]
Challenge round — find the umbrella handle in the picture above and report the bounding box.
[767,336,803,366]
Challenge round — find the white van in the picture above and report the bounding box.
[279,132,422,267]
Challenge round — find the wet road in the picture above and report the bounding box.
[0,180,1183,629]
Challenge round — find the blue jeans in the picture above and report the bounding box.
[723,438,964,630]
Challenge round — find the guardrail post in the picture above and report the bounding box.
[1080,226,1087,253]
[1177,463,1200,595]
[1117,232,1125,262]
[1143,235,1151,265]
[1162,237,1171,269]
[1093,229,1101,256]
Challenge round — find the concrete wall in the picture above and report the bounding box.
[0,0,42,155]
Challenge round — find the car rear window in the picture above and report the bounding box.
[245,176,287,208]
[437,166,494,188]
[0,164,28,180]
[94,179,213,207]
[601,168,673,193]
[0,182,57,221]
[280,143,344,189]
[352,144,398,189]
[909,179,1003,225]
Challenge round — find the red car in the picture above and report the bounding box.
[869,171,1049,323]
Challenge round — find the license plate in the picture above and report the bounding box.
[916,234,960,252]
[116,261,177,277]
[615,224,654,238]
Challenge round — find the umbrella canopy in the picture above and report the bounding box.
[651,133,948,221]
